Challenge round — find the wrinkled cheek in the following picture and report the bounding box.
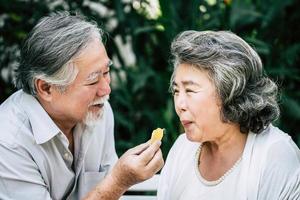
[79,103,91,117]
[174,103,181,117]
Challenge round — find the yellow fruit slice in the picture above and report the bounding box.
[150,128,164,144]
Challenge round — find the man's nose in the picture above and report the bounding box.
[97,77,111,96]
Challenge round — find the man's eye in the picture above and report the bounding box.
[88,81,99,86]
[103,71,110,76]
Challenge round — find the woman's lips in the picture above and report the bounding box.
[181,120,193,127]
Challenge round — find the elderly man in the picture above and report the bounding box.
[0,12,164,200]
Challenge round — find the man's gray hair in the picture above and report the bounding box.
[170,30,280,134]
[14,11,103,95]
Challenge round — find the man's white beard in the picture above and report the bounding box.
[82,95,109,126]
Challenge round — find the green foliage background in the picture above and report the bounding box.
[1,0,299,157]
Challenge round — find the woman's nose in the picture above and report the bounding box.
[175,93,187,112]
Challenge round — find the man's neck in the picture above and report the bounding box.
[54,120,75,155]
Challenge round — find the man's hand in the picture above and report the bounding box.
[83,141,164,200]
[111,141,164,189]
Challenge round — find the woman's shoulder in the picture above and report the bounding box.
[254,124,300,170]
[258,125,298,149]
[251,125,300,199]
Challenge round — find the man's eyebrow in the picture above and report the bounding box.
[85,60,112,81]
[86,71,101,81]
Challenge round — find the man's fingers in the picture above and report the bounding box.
[139,141,162,164]
[115,141,164,185]
[145,149,164,174]
[126,142,149,155]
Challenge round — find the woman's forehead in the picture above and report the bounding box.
[174,64,209,80]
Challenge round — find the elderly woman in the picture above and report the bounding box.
[157,31,300,199]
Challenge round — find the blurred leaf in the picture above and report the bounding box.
[281,93,300,119]
[261,0,294,28]
[281,43,300,66]
[245,37,270,55]
[230,0,262,29]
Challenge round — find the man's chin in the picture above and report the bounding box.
[82,109,104,126]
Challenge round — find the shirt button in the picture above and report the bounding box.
[64,152,70,159]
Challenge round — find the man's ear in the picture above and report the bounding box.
[35,79,53,101]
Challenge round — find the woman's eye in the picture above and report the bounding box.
[172,89,179,96]
[186,89,195,93]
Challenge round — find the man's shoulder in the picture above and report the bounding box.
[0,115,33,149]
[0,90,33,148]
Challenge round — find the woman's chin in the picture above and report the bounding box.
[185,131,196,141]
[185,130,203,143]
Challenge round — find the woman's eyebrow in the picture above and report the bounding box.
[172,80,200,87]
[182,80,200,87]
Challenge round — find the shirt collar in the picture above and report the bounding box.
[20,91,61,144]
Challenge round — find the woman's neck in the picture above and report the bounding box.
[198,126,247,181]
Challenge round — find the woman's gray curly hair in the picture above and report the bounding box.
[170,30,280,134]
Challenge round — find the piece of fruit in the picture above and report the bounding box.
[150,128,164,144]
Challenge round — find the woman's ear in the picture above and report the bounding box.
[35,79,53,101]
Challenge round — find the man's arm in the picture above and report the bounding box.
[83,141,164,200]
